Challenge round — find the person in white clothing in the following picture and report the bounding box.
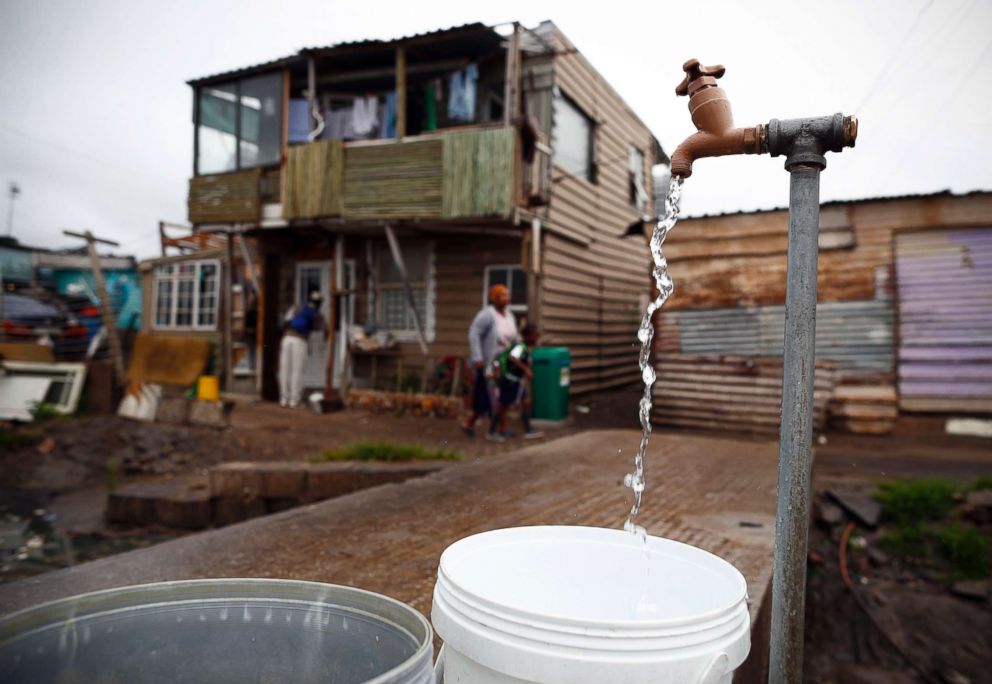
[279,291,325,408]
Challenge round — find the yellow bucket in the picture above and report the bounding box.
[197,375,220,401]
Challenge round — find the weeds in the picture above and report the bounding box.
[938,524,989,579]
[320,441,461,462]
[875,478,990,580]
[876,478,956,526]
[29,402,62,422]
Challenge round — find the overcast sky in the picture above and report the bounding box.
[2,0,990,258]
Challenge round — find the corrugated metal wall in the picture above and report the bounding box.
[658,299,894,373]
[538,25,657,395]
[896,227,992,413]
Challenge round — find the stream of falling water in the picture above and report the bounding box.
[624,175,684,539]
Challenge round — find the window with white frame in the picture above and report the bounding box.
[483,265,528,316]
[153,259,220,330]
[628,146,647,211]
[553,93,595,182]
[377,242,435,342]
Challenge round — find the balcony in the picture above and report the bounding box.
[189,125,551,225]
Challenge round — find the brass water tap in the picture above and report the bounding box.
[670,59,765,178]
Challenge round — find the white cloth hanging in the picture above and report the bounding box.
[351,96,379,136]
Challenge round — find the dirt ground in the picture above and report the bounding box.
[0,392,989,682]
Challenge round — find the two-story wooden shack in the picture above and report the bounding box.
[169,21,666,400]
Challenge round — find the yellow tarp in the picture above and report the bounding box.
[127,334,212,387]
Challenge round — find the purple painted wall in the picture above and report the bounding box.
[896,227,992,413]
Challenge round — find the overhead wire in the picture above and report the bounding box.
[854,0,934,113]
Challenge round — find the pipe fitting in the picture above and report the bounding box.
[766,113,858,171]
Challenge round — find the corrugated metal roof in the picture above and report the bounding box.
[679,189,992,221]
[187,22,499,86]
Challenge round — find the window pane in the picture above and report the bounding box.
[197,263,218,327]
[553,96,592,180]
[197,83,238,174]
[487,268,508,289]
[155,278,172,326]
[239,73,282,168]
[511,268,527,305]
[380,289,407,330]
[298,267,322,304]
[629,146,646,210]
[175,279,194,326]
[380,243,426,284]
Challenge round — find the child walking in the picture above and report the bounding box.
[490,324,543,440]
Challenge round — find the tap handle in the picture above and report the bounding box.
[676,59,726,96]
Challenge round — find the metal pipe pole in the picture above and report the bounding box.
[769,162,822,684]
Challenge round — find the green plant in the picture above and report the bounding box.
[28,402,61,422]
[320,441,462,462]
[876,478,957,526]
[880,524,927,557]
[969,475,992,492]
[938,524,989,579]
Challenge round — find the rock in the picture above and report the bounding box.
[188,400,232,428]
[35,438,57,455]
[154,396,190,425]
[941,670,972,684]
[867,547,890,567]
[817,500,845,525]
[828,488,882,528]
[963,490,992,524]
[951,580,989,602]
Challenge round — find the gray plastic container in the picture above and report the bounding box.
[0,578,434,684]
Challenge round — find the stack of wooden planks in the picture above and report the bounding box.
[342,139,443,219]
[282,139,344,219]
[829,384,898,434]
[651,354,836,435]
[188,168,261,224]
[441,127,515,218]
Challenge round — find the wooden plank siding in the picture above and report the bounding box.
[349,235,523,387]
[539,26,659,395]
[188,169,261,224]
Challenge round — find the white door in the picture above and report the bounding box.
[295,261,332,389]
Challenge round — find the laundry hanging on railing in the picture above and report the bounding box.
[421,83,438,132]
[351,96,379,136]
[381,92,396,138]
[448,63,478,122]
[288,99,310,143]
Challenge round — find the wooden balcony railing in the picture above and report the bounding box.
[190,125,552,225]
[283,126,517,222]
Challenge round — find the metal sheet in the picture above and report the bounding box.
[896,227,992,412]
[660,298,894,372]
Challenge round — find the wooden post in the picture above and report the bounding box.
[63,230,125,384]
[307,57,317,135]
[223,232,235,390]
[324,259,339,398]
[395,47,407,139]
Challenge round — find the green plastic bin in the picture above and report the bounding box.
[531,347,571,421]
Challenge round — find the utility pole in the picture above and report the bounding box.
[63,230,126,384]
[6,182,20,237]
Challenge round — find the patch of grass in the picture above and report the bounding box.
[969,475,992,492]
[876,478,957,527]
[938,524,989,579]
[320,441,462,462]
[880,524,928,557]
[28,402,61,422]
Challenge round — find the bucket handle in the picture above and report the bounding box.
[433,644,445,684]
[698,652,729,684]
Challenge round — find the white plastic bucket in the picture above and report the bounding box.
[432,526,749,684]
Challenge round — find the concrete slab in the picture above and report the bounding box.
[0,430,780,660]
